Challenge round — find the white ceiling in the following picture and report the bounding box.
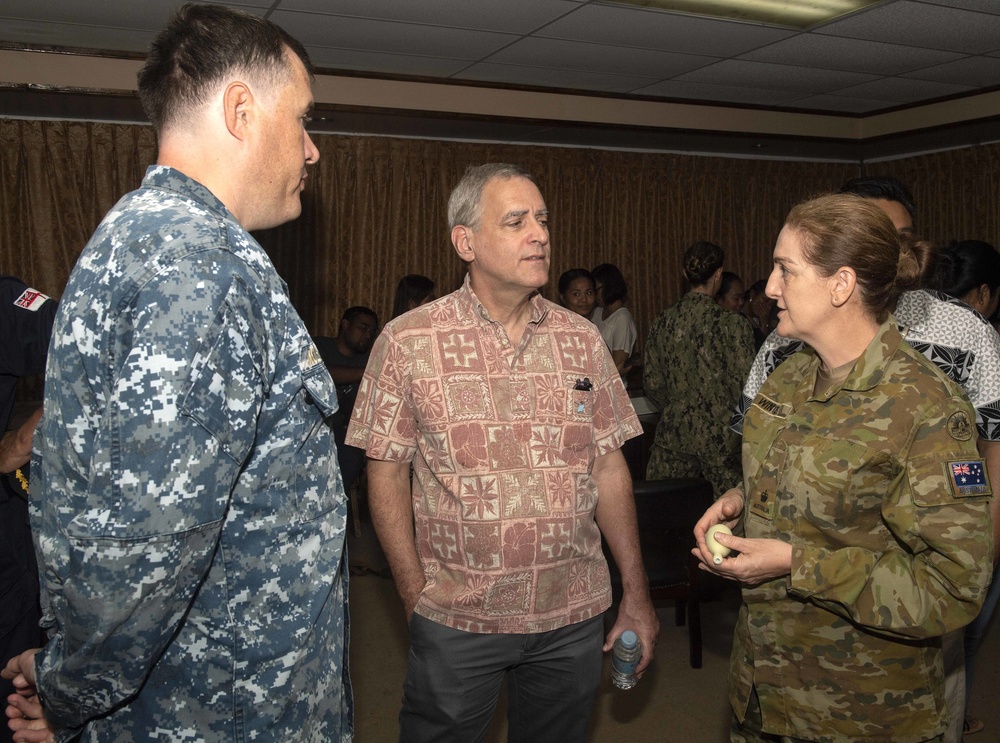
[2,0,1000,116]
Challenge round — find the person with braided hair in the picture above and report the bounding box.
[643,241,755,496]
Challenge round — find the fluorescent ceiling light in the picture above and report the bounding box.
[606,0,886,29]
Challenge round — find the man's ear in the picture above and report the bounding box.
[452,225,475,264]
[830,266,857,308]
[223,82,254,141]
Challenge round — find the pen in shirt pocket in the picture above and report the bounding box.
[573,378,592,411]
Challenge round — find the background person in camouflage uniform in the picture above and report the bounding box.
[643,240,755,496]
[1,6,352,741]
[694,195,993,742]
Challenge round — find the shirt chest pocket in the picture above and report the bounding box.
[181,281,266,466]
[787,438,900,538]
[301,360,339,418]
[287,352,344,523]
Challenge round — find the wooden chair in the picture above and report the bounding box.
[603,477,715,668]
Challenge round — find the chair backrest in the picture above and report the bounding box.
[633,478,714,544]
[604,477,714,592]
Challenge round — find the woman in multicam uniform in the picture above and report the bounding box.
[693,194,994,743]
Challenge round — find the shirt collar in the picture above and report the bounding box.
[457,274,550,328]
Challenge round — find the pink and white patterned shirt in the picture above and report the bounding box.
[347,276,641,633]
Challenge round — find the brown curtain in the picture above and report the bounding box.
[868,147,1000,247]
[12,117,998,349]
[0,119,157,296]
[259,137,858,344]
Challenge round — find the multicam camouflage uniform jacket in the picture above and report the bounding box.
[643,291,755,495]
[32,166,352,741]
[732,318,993,742]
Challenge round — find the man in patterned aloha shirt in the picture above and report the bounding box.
[348,163,658,743]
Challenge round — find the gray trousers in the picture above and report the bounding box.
[400,613,604,743]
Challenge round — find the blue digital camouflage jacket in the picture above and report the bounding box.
[32,166,352,741]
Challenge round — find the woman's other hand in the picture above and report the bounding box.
[696,533,793,584]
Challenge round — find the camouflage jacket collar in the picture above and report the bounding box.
[805,316,901,400]
[682,290,716,304]
[142,165,232,222]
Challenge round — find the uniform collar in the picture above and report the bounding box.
[141,165,234,222]
[805,315,901,400]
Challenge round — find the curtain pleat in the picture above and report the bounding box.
[5,118,998,350]
[869,149,1000,248]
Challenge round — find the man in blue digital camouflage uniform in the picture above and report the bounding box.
[1,5,352,741]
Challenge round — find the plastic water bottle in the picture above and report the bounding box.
[611,630,642,690]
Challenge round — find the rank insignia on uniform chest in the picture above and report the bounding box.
[749,489,776,520]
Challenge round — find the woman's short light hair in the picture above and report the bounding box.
[448,164,535,230]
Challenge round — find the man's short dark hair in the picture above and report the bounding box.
[137,3,313,132]
[838,176,916,223]
[340,306,378,327]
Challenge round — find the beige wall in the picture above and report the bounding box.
[3,48,998,143]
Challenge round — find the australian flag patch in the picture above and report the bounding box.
[948,460,991,497]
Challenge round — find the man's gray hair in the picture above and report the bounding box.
[447,164,536,230]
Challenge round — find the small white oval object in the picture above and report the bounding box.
[706,524,733,565]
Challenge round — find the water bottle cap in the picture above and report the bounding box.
[620,630,638,648]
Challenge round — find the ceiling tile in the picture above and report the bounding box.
[486,37,714,79]
[676,60,879,93]
[273,0,580,34]
[536,3,795,56]
[0,19,158,53]
[269,10,518,60]
[455,63,661,95]
[914,0,1000,13]
[0,1,269,33]
[816,1,1000,54]
[740,33,962,75]
[0,0,997,120]
[833,76,973,103]
[900,55,1000,86]
[630,80,804,106]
